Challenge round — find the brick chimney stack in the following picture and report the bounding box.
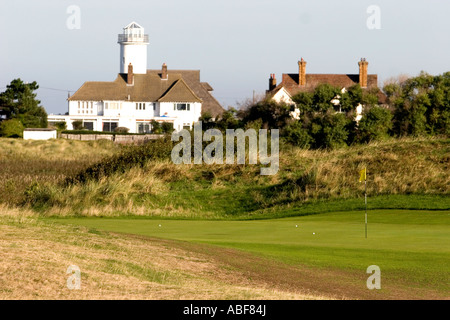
[161,63,168,80]
[358,58,369,88]
[298,58,307,86]
[269,74,277,91]
[127,63,134,85]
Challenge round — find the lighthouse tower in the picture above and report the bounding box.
[118,22,149,74]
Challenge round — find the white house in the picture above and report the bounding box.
[48,22,223,133]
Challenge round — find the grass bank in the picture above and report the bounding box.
[17,136,449,218]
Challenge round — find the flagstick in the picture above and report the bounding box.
[365,179,367,239]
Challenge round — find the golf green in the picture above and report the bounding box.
[50,209,450,293]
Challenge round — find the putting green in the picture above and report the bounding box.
[50,209,450,293]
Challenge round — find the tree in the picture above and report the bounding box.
[312,84,341,113]
[427,72,450,135]
[215,108,241,131]
[357,106,393,143]
[198,111,215,130]
[389,71,448,137]
[308,111,350,149]
[292,91,313,114]
[0,79,47,128]
[241,99,293,129]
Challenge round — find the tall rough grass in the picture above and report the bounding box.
[0,138,119,205]
[18,136,450,218]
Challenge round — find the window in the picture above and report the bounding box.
[136,122,151,133]
[174,103,190,111]
[153,103,156,111]
[107,102,119,110]
[83,122,94,131]
[104,102,120,110]
[103,122,118,132]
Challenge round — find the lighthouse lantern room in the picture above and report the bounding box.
[118,21,149,74]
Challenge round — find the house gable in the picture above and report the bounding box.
[271,87,294,105]
[158,78,202,103]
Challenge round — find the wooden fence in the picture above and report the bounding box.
[60,133,164,144]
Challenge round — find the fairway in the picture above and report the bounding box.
[51,209,450,299]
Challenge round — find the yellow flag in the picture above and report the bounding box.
[359,168,366,182]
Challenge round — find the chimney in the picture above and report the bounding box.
[269,74,277,91]
[358,58,369,88]
[161,63,168,80]
[298,58,307,86]
[127,63,134,85]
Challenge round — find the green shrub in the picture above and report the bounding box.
[0,119,24,138]
[161,122,174,134]
[115,127,129,133]
[23,182,56,209]
[72,120,83,130]
[150,120,162,134]
[53,121,67,131]
[283,121,312,149]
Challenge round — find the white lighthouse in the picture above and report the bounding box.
[118,21,149,74]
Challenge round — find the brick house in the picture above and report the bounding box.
[266,58,386,121]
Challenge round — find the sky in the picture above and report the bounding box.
[1,0,449,115]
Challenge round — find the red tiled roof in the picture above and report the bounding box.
[275,73,378,96]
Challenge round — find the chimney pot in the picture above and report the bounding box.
[162,63,168,80]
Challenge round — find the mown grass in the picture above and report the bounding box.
[52,209,450,298]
